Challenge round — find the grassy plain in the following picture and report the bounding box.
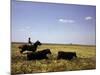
[11,43,96,74]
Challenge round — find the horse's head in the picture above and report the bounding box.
[35,40,42,46]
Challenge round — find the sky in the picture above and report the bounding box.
[11,0,96,45]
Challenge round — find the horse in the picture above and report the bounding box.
[19,40,42,53]
[27,49,51,60]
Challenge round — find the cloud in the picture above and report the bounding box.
[85,16,93,20]
[59,18,75,23]
[18,26,31,32]
[26,26,31,29]
[19,29,26,32]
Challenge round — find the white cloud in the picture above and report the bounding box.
[85,16,93,20]
[26,26,31,29]
[18,26,31,32]
[59,18,75,23]
[19,29,26,32]
[19,26,31,31]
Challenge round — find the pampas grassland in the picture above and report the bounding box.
[11,43,96,74]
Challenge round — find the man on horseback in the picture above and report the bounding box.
[19,37,42,53]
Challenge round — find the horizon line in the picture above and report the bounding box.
[11,41,96,46]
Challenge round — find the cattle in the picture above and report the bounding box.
[27,49,51,60]
[57,51,77,60]
[19,40,42,53]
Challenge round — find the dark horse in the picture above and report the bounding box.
[19,40,42,53]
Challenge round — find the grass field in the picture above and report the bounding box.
[11,43,96,74]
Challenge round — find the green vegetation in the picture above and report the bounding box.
[11,43,96,74]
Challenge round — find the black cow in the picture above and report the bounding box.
[57,51,77,60]
[19,40,42,53]
[27,49,51,60]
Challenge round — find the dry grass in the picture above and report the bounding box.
[11,43,96,74]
